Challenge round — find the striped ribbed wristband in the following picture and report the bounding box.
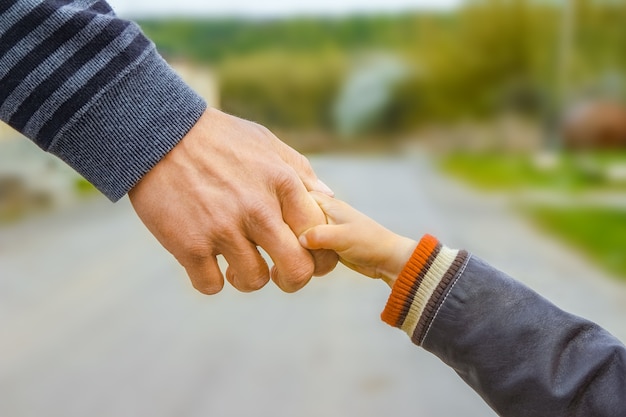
[381,234,469,346]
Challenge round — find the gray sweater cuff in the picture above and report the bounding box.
[48,47,206,201]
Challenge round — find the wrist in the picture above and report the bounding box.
[380,237,418,287]
[51,48,205,202]
[380,234,469,346]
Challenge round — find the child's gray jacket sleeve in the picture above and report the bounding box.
[382,235,626,417]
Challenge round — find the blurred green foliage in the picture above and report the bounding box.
[440,151,626,192]
[441,153,558,190]
[138,0,626,135]
[443,150,626,280]
[529,206,626,280]
[218,51,347,129]
[74,178,98,196]
[139,15,422,63]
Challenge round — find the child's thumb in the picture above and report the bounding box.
[299,225,341,250]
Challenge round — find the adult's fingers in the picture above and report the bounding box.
[278,183,338,277]
[222,238,270,292]
[275,140,334,196]
[184,255,224,295]
[251,214,316,293]
[309,248,339,276]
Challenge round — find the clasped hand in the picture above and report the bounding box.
[129,108,338,294]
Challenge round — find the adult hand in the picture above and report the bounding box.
[128,108,338,294]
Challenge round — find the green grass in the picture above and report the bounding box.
[439,151,626,280]
[528,207,626,280]
[441,153,549,190]
[439,152,626,193]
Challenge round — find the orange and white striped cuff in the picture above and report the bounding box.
[381,234,470,345]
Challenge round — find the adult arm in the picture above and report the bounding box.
[0,0,205,200]
[382,235,626,417]
[0,1,337,292]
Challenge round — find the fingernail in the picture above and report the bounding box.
[298,234,308,246]
[316,179,334,196]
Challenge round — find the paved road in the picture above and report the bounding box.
[2,153,626,417]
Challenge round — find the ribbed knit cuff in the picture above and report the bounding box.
[48,47,206,201]
[381,234,469,345]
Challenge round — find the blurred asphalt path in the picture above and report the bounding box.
[2,151,626,417]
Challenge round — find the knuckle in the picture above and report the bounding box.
[226,252,270,292]
[278,260,314,293]
[244,199,278,231]
[257,124,273,138]
[190,275,224,295]
[272,164,299,186]
[312,249,339,276]
[225,267,237,285]
[240,273,270,292]
[246,198,274,220]
[210,213,237,235]
[196,282,223,295]
[293,152,314,174]
[271,169,302,200]
[182,240,212,263]
[227,265,270,293]
[250,121,275,142]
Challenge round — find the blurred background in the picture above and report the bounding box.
[2,1,626,416]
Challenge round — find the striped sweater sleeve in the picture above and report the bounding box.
[381,234,470,346]
[0,0,206,201]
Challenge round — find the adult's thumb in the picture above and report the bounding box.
[280,145,334,196]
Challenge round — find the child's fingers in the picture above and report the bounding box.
[299,224,348,251]
[309,191,358,225]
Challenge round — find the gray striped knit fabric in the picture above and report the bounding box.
[0,0,207,201]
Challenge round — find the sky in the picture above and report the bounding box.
[108,0,464,18]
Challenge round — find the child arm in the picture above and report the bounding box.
[298,192,417,287]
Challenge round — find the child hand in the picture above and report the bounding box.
[298,192,417,287]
